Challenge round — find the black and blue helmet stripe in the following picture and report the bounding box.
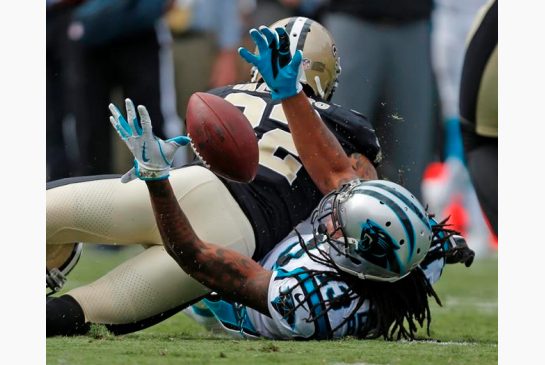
[364,181,430,228]
[358,189,417,263]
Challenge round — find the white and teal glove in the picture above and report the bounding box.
[238,26,303,100]
[109,98,191,183]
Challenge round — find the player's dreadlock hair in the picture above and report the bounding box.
[273,178,473,341]
[283,220,456,341]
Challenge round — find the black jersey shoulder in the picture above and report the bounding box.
[207,84,382,166]
[310,99,382,166]
[207,83,273,99]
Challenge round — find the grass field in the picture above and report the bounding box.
[47,245,498,365]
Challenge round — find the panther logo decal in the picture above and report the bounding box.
[355,220,402,274]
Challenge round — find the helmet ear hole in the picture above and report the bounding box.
[318,223,328,234]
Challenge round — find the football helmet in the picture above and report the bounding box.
[311,179,433,282]
[251,16,341,101]
[46,242,83,294]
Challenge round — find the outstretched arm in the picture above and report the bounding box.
[239,26,376,194]
[282,92,369,192]
[109,99,272,315]
[146,179,271,314]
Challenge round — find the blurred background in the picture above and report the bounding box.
[46,0,497,256]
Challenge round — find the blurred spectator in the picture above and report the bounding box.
[246,0,322,26]
[459,0,498,236]
[422,0,495,257]
[432,0,488,126]
[47,0,80,180]
[46,0,181,179]
[165,0,243,119]
[320,0,436,199]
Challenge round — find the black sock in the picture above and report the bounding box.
[46,295,90,337]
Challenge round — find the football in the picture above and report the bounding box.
[185,92,259,183]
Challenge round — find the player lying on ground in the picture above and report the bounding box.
[106,25,472,340]
[46,17,384,337]
[46,17,473,338]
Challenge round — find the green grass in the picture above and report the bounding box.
[47,246,498,365]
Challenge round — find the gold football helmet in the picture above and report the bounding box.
[47,242,83,294]
[251,17,341,101]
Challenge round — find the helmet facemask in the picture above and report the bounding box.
[311,179,433,283]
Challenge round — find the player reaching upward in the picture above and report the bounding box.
[46,17,383,336]
[102,24,472,340]
[47,18,474,339]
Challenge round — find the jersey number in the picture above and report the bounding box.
[225,93,302,184]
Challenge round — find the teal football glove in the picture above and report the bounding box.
[109,99,190,183]
[238,26,303,100]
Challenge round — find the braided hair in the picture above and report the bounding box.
[278,218,456,341]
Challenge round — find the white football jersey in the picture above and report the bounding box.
[200,219,445,340]
[247,233,372,339]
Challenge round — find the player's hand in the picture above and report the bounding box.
[444,235,475,267]
[238,26,303,100]
[109,99,191,183]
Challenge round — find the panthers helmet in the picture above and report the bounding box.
[311,179,433,282]
[251,16,341,101]
[46,242,83,293]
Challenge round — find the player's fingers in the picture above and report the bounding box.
[137,105,153,137]
[125,98,142,136]
[259,26,278,48]
[238,47,259,66]
[109,103,132,136]
[275,26,288,39]
[288,50,303,74]
[167,135,191,146]
[275,27,289,52]
[276,27,292,68]
[110,116,129,139]
[121,167,137,184]
[249,28,268,54]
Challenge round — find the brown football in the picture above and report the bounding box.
[186,92,259,183]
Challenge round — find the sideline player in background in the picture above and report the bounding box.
[47,17,383,336]
[459,0,497,236]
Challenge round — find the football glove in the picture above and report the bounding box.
[444,235,475,267]
[238,26,303,100]
[109,98,190,183]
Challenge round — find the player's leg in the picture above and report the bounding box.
[65,40,114,175]
[47,175,163,246]
[46,174,158,292]
[381,19,436,199]
[47,245,209,335]
[323,13,384,116]
[47,166,256,335]
[46,5,73,181]
[464,137,498,235]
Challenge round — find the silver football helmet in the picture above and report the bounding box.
[311,179,433,282]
